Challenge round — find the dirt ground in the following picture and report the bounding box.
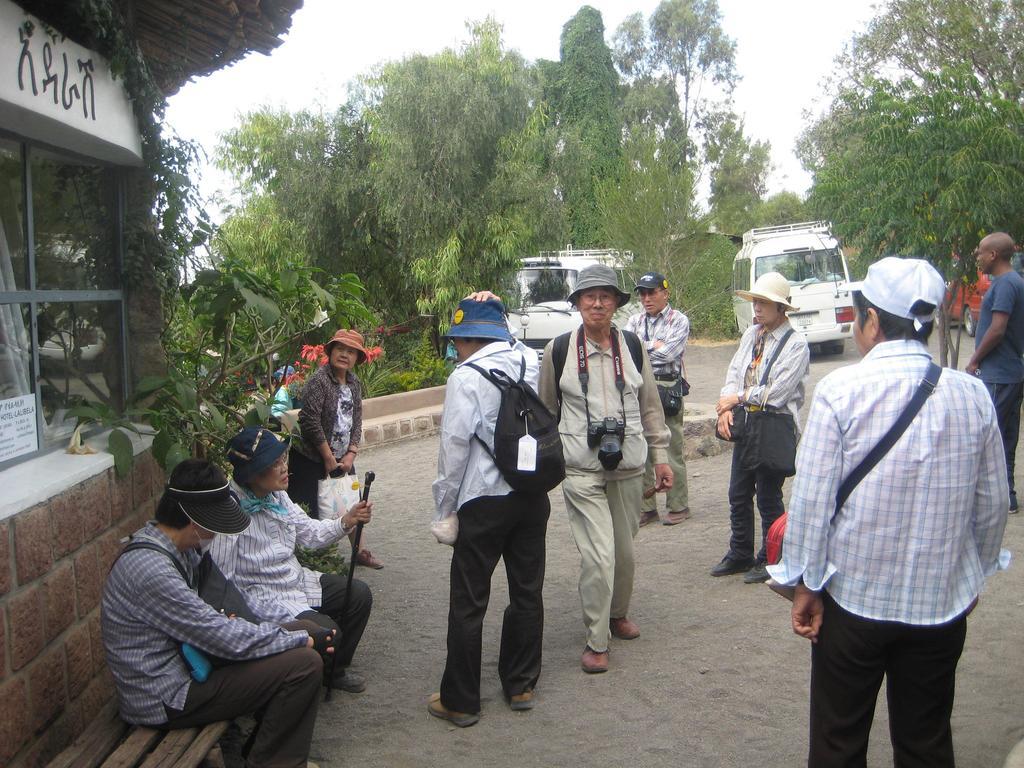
[309,336,1024,768]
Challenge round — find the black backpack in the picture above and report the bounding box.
[464,356,566,494]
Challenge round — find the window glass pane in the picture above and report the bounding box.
[0,140,26,290]
[31,149,118,290]
[0,303,38,463]
[37,301,123,447]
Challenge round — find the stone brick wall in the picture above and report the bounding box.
[0,450,165,768]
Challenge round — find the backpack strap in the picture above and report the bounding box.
[119,540,195,589]
[621,329,644,373]
[552,331,572,406]
[834,362,942,513]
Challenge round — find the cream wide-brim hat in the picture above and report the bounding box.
[735,271,799,312]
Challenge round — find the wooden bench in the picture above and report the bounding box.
[47,701,229,768]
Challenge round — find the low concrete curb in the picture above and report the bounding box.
[360,392,727,460]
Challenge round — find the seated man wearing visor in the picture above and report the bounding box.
[102,459,330,768]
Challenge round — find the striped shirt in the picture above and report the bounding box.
[101,524,308,725]
[721,320,810,422]
[209,483,349,617]
[624,305,690,376]
[768,340,1010,624]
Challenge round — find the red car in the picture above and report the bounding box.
[947,271,989,337]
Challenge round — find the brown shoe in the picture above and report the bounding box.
[427,693,480,727]
[609,617,640,640]
[355,548,384,569]
[508,689,535,711]
[663,508,691,526]
[638,509,659,527]
[581,647,609,673]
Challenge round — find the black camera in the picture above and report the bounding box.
[588,416,625,470]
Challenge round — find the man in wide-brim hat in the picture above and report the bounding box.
[714,271,810,584]
[538,264,673,674]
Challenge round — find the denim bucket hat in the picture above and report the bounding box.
[446,298,512,342]
[227,427,288,485]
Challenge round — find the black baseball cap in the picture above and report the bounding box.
[635,272,669,291]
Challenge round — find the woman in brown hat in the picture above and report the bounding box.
[288,328,384,569]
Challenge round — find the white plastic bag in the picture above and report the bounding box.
[430,515,459,546]
[317,473,361,521]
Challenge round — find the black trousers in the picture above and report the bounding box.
[296,573,372,681]
[164,647,322,768]
[727,445,786,563]
[809,592,967,768]
[287,448,324,518]
[440,491,551,714]
[985,380,1023,510]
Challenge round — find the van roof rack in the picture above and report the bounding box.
[743,221,832,246]
[525,247,634,265]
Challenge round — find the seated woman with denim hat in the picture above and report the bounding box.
[208,426,374,693]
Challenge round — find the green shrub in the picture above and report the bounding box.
[394,331,448,391]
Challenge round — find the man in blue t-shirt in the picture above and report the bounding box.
[967,231,1024,512]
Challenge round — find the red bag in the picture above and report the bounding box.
[766,512,787,565]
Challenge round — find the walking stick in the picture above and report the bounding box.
[325,470,375,702]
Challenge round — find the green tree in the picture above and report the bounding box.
[752,192,809,228]
[365,19,565,324]
[216,107,410,321]
[705,114,771,234]
[807,68,1024,363]
[541,6,621,247]
[613,0,737,162]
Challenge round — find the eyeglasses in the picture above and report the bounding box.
[579,292,616,306]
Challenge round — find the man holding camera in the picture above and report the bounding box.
[625,271,691,526]
[539,264,672,674]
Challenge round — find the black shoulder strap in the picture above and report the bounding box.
[120,540,194,588]
[835,362,943,512]
[621,329,644,373]
[552,331,572,403]
[759,328,795,386]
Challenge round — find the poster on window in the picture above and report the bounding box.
[0,394,37,462]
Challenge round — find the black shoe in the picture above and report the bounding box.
[710,556,755,577]
[743,563,769,584]
[331,669,366,693]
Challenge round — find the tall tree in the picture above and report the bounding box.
[807,68,1024,362]
[216,107,408,320]
[541,6,621,247]
[366,19,565,322]
[613,0,737,162]
[705,114,771,234]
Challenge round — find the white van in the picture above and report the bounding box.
[732,221,854,354]
[506,248,639,356]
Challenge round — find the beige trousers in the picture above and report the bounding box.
[562,471,643,653]
[642,395,689,513]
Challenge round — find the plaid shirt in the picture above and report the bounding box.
[721,320,810,422]
[625,305,690,376]
[768,340,1010,624]
[101,524,308,725]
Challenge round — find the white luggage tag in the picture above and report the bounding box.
[517,413,537,472]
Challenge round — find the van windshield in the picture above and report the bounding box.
[517,268,576,305]
[755,248,846,286]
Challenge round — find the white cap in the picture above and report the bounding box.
[847,257,945,330]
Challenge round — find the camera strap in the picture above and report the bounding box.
[575,325,627,432]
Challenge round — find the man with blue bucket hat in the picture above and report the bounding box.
[428,295,552,727]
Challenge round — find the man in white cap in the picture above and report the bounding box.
[769,257,1009,766]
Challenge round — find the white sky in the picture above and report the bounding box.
[165,0,879,212]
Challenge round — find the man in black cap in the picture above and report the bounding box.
[625,272,691,526]
[102,459,329,768]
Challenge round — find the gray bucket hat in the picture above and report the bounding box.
[566,264,631,307]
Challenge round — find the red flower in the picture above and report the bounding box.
[364,346,384,364]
